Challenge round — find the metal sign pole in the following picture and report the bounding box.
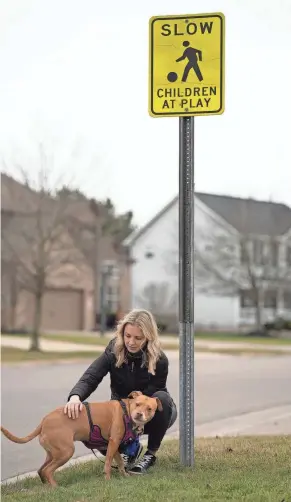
[179,116,195,467]
[149,9,225,470]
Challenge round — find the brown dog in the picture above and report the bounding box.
[1,391,162,486]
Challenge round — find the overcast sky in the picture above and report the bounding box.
[1,0,290,226]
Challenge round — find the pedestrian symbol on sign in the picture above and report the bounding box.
[174,41,203,83]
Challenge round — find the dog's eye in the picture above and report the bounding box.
[147,407,152,412]
[136,403,140,407]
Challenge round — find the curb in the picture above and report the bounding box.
[2,404,291,485]
[1,432,179,486]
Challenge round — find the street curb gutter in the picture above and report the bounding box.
[2,404,291,485]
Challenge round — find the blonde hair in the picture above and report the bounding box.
[113,309,162,375]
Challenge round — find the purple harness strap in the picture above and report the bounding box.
[82,400,137,453]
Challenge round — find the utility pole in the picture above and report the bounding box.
[100,266,107,336]
[89,199,102,333]
[93,220,101,331]
[99,263,115,336]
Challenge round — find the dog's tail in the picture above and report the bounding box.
[0,423,42,444]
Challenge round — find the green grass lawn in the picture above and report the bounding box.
[193,347,288,357]
[43,331,291,346]
[4,331,291,346]
[1,333,180,351]
[44,333,291,345]
[194,332,291,345]
[162,331,291,345]
[43,334,180,351]
[1,345,287,364]
[2,437,291,502]
[43,333,111,346]
[1,347,100,363]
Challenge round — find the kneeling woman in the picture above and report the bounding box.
[64,309,177,474]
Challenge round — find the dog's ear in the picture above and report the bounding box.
[128,391,143,399]
[155,398,163,411]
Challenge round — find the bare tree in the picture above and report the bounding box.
[194,230,291,331]
[1,147,85,350]
[135,282,178,316]
[0,258,22,332]
[89,199,134,323]
[64,197,134,331]
[164,218,291,331]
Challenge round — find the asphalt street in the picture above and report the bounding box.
[1,351,291,480]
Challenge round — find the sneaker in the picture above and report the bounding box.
[128,451,156,475]
[120,452,130,469]
[121,443,143,470]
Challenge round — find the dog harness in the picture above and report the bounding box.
[82,400,139,455]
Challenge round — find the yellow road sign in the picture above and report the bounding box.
[149,13,225,117]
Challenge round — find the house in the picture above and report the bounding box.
[1,173,132,332]
[123,193,291,331]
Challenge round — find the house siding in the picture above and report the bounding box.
[128,196,291,330]
[129,198,240,329]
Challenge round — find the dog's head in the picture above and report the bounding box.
[127,391,163,427]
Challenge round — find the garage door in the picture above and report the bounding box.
[41,289,83,331]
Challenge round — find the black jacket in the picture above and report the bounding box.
[68,338,169,402]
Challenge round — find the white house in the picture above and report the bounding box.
[123,193,291,331]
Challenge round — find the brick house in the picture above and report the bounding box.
[1,173,131,332]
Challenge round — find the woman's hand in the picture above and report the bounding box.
[64,395,83,419]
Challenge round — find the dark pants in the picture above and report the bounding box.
[143,391,177,452]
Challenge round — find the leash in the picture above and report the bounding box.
[90,448,119,469]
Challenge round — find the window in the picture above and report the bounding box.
[240,289,256,308]
[102,259,117,270]
[240,241,249,264]
[101,261,120,312]
[269,241,279,267]
[283,291,291,310]
[253,240,264,265]
[264,290,277,309]
[102,260,119,279]
[106,284,120,312]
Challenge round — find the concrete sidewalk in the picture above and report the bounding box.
[157,334,291,352]
[195,404,291,437]
[2,334,291,354]
[0,335,225,363]
[194,339,291,352]
[1,335,104,353]
[45,329,291,352]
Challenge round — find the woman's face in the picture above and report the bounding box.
[124,323,146,353]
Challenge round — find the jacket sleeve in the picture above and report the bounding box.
[67,341,114,402]
[142,354,169,397]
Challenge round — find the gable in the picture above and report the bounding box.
[124,192,291,247]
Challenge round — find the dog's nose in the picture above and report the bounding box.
[135,412,143,419]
